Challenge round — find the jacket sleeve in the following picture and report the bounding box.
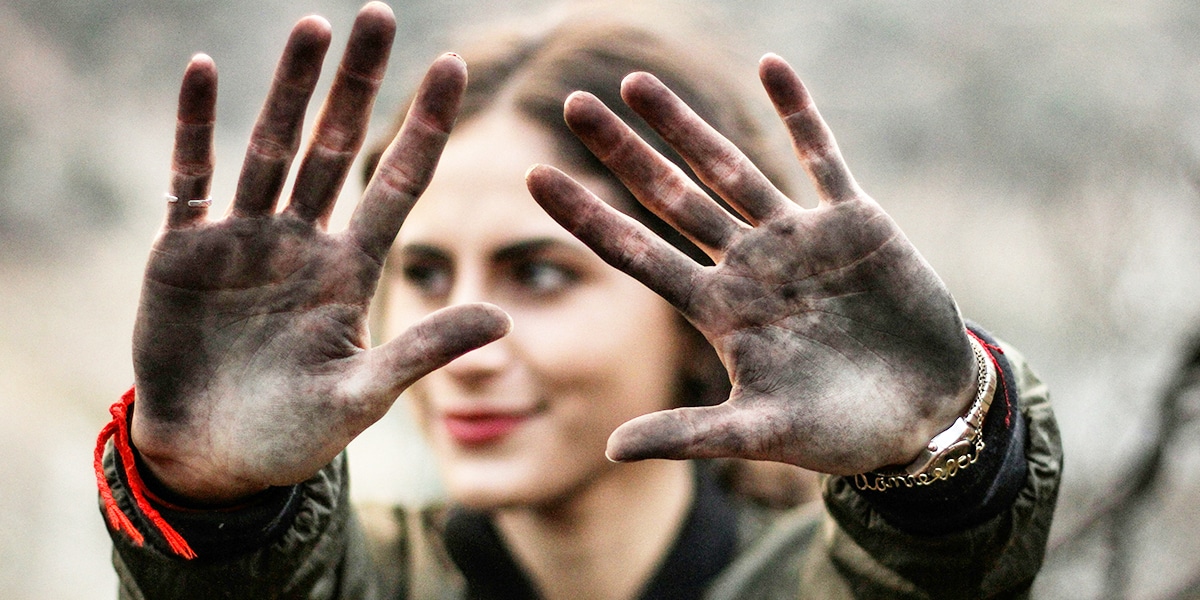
[101,451,387,600]
[800,337,1062,600]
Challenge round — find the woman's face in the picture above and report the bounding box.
[382,107,689,510]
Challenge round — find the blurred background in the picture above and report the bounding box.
[2,0,1198,598]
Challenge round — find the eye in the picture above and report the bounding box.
[399,257,452,299]
[510,259,580,296]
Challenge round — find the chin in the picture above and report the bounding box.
[447,487,526,511]
[442,467,545,510]
[436,449,603,512]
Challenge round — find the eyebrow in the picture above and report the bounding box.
[396,237,574,264]
[492,237,565,263]
[395,243,449,262]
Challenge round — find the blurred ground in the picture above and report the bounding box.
[2,0,1198,598]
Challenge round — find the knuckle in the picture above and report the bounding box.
[247,136,297,162]
[311,123,364,155]
[375,159,426,199]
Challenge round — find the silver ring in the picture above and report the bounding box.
[165,193,212,208]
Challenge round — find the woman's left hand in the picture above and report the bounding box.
[526,54,977,475]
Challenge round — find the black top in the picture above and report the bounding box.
[443,465,739,600]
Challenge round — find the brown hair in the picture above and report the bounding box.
[364,9,793,410]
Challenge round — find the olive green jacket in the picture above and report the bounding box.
[103,343,1060,600]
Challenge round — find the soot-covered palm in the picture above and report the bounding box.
[527,56,977,475]
[130,5,509,503]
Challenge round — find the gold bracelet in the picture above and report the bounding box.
[852,334,997,492]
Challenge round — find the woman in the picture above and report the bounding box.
[97,3,1061,599]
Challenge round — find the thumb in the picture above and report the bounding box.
[365,302,511,400]
[606,403,752,462]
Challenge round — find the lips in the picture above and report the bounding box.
[442,412,529,446]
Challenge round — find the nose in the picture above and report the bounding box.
[446,262,489,308]
[441,337,509,383]
[440,265,510,383]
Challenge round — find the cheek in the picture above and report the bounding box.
[404,380,434,434]
[379,275,430,340]
[513,277,685,417]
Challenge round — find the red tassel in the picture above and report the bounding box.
[94,416,144,547]
[967,331,1012,427]
[94,388,197,560]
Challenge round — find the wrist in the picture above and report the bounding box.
[131,415,270,506]
[933,340,983,439]
[836,325,1028,535]
[855,332,997,491]
[135,449,271,508]
[890,332,982,467]
[98,390,305,560]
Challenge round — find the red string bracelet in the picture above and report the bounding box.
[94,387,197,560]
[966,330,1011,428]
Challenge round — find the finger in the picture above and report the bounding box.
[359,302,511,403]
[759,54,861,205]
[286,2,395,226]
[606,403,752,462]
[167,54,217,229]
[526,164,702,313]
[620,72,789,224]
[230,16,332,217]
[563,91,743,255]
[349,53,466,263]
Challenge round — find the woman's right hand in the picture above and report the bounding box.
[129,3,510,504]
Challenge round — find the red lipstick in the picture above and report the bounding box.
[443,413,527,445]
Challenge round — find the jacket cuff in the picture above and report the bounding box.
[841,324,1028,535]
[104,443,311,558]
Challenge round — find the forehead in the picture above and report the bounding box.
[394,108,614,255]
